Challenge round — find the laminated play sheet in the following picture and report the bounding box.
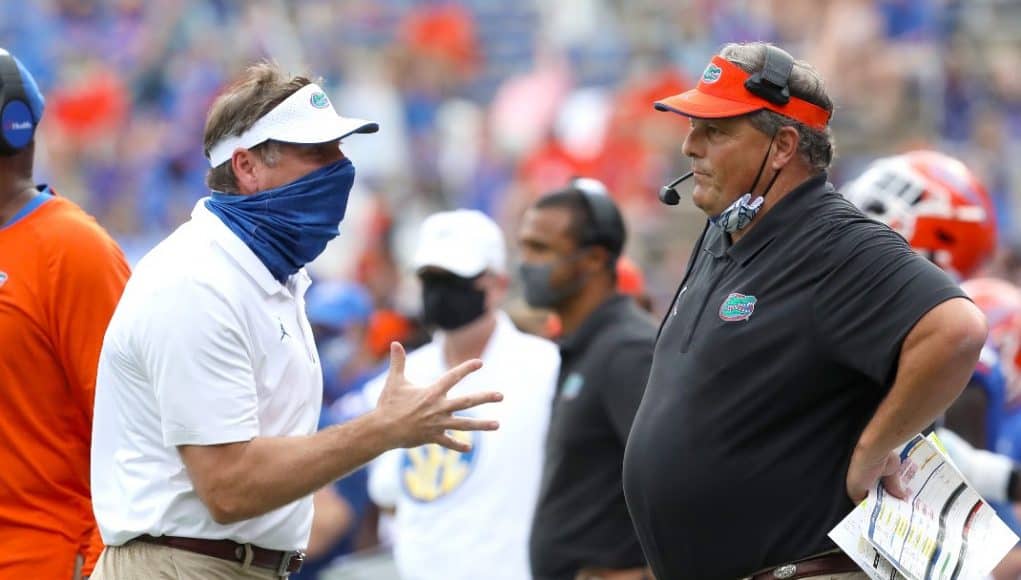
[829,433,1018,580]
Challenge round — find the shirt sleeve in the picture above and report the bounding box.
[45,217,130,426]
[812,220,966,386]
[139,278,260,447]
[599,337,655,442]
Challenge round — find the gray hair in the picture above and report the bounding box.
[720,43,835,171]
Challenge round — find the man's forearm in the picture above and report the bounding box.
[855,300,985,462]
[855,354,973,461]
[183,411,392,524]
[182,347,496,526]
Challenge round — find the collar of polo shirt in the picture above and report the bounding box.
[205,83,379,168]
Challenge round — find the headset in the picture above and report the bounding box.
[0,49,43,156]
[659,46,795,206]
[570,177,626,257]
[743,45,795,106]
[659,171,693,206]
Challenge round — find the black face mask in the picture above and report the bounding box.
[420,273,487,331]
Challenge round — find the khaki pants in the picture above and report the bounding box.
[91,540,279,579]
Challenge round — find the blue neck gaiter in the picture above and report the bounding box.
[205,158,355,283]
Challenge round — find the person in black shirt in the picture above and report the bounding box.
[622,42,988,580]
[519,178,656,580]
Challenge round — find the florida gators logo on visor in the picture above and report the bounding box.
[702,64,722,84]
[310,92,330,109]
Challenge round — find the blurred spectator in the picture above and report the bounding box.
[519,180,656,579]
[6,0,1021,321]
[365,209,559,580]
[307,281,378,406]
[521,255,654,341]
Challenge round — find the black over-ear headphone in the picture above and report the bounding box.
[0,51,38,156]
[744,45,795,106]
[570,177,626,257]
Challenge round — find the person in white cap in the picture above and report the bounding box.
[363,209,560,580]
[90,63,503,579]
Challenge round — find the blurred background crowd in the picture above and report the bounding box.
[10,0,1021,319]
[7,0,1021,576]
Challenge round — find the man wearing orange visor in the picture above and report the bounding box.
[622,42,987,580]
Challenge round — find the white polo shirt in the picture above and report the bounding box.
[365,312,559,580]
[91,201,322,551]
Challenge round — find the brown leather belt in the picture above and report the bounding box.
[749,552,859,580]
[133,534,305,576]
[576,566,651,579]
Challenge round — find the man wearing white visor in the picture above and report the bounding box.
[90,62,504,579]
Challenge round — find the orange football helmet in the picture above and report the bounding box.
[843,150,997,279]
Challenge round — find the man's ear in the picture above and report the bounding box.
[583,245,611,274]
[771,125,800,170]
[231,149,260,195]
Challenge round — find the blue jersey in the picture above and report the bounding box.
[971,343,1007,452]
[958,345,1021,537]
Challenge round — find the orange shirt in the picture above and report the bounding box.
[0,191,129,578]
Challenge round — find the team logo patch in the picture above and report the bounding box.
[719,292,757,322]
[702,63,723,84]
[310,91,330,109]
[0,271,6,288]
[402,429,478,502]
[560,372,585,400]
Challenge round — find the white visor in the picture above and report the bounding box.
[206,83,379,167]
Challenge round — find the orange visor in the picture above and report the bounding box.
[654,56,831,131]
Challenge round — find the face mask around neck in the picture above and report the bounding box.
[709,134,781,234]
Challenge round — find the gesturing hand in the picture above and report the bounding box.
[375,342,503,452]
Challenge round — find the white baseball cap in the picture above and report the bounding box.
[206,83,379,167]
[412,210,506,278]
